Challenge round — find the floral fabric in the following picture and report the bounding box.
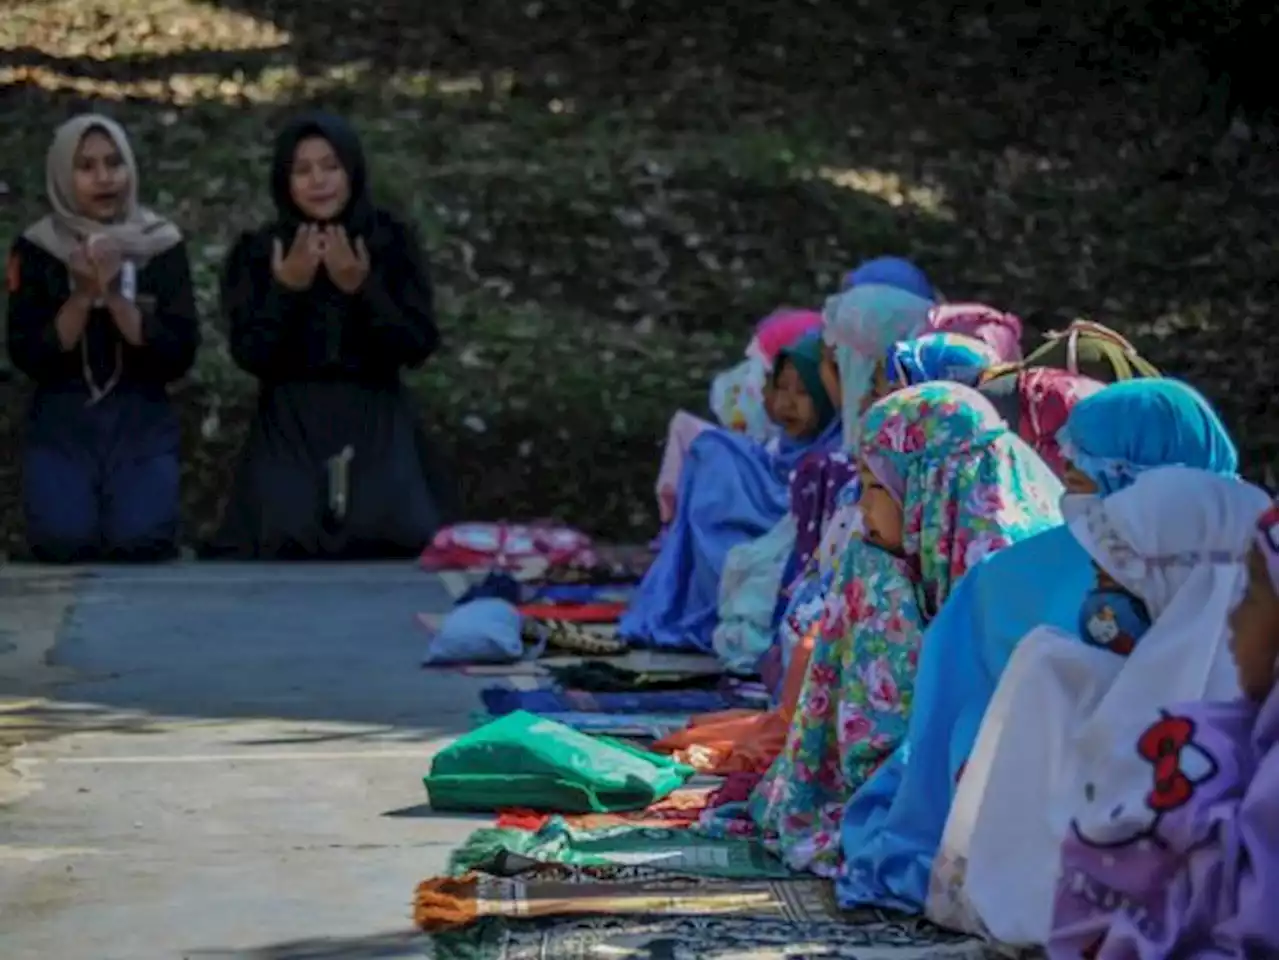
[712,383,1064,876]
[774,477,862,681]
[859,382,1062,616]
[885,332,998,390]
[733,544,926,877]
[789,451,857,573]
[709,353,775,441]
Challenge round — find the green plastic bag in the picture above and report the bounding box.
[424,710,695,813]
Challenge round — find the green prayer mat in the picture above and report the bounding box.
[450,820,793,880]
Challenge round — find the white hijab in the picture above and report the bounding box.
[947,466,1268,945]
[1062,465,1270,845]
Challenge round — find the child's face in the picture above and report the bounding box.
[771,359,820,439]
[819,341,842,411]
[1228,544,1278,703]
[858,463,904,554]
[1063,460,1099,495]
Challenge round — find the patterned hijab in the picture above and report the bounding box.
[926,303,1023,363]
[979,368,1104,478]
[885,332,999,389]
[822,283,935,448]
[1057,379,1238,494]
[858,382,1065,615]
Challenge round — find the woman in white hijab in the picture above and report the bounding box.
[928,466,1270,945]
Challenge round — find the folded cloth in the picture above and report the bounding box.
[425,711,694,813]
[421,599,539,666]
[517,601,628,623]
[456,571,526,607]
[545,661,724,692]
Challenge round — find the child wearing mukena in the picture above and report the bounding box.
[1047,495,1278,959]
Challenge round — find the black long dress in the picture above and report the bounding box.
[207,213,454,559]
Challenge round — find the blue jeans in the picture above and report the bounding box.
[22,386,181,563]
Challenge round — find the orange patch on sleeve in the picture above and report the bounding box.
[5,251,18,294]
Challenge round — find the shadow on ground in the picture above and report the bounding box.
[185,930,430,959]
[0,563,477,740]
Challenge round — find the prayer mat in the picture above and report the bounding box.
[522,620,629,656]
[545,661,723,692]
[415,865,850,931]
[429,914,1002,960]
[423,862,998,960]
[449,822,791,880]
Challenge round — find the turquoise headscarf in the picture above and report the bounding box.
[775,332,836,433]
[886,332,998,389]
[1057,379,1238,494]
[822,283,935,448]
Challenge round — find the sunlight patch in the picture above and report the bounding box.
[817,165,952,218]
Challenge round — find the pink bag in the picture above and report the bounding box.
[420,522,597,572]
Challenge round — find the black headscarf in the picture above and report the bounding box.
[269,111,379,243]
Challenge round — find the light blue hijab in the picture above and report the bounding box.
[837,377,1239,913]
[821,284,935,448]
[1057,379,1238,493]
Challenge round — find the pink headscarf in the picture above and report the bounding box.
[927,303,1023,363]
[753,308,823,365]
[1016,368,1103,478]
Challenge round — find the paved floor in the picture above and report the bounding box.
[0,563,483,960]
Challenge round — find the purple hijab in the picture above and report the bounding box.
[789,450,857,573]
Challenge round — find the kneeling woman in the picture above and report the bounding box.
[210,113,448,559]
[6,115,199,563]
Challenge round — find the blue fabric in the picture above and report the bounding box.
[837,376,1240,912]
[837,524,1092,910]
[422,598,527,665]
[620,418,841,651]
[22,386,180,563]
[480,686,728,717]
[457,572,525,606]
[842,256,935,302]
[885,332,995,389]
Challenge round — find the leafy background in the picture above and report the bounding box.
[1,0,1276,555]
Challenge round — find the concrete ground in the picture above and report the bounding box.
[0,562,487,960]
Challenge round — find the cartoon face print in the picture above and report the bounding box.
[1086,606,1120,645]
[1079,580,1151,657]
[1070,712,1217,850]
[1084,606,1137,655]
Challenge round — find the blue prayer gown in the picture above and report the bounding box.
[620,419,840,652]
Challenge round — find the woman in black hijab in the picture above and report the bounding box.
[208,112,453,559]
